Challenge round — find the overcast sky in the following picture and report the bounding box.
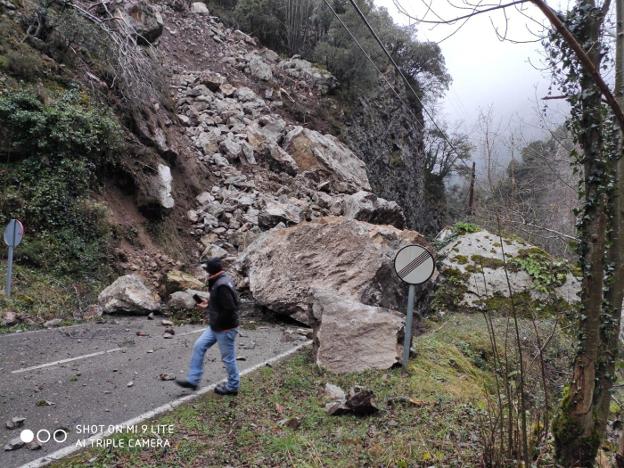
[374,0,571,164]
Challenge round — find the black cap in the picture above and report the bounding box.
[205,257,223,275]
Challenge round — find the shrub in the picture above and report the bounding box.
[0,89,121,276]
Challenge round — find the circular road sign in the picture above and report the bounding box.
[393,244,435,285]
[4,219,24,247]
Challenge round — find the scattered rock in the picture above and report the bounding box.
[220,83,236,96]
[278,417,301,429]
[279,56,337,94]
[161,319,174,326]
[127,381,134,388]
[4,437,25,451]
[116,0,164,45]
[26,441,41,450]
[247,53,273,81]
[36,400,54,407]
[159,373,176,381]
[167,291,196,310]
[190,2,209,15]
[325,383,346,401]
[43,318,63,328]
[5,416,26,430]
[258,201,302,229]
[99,275,161,314]
[343,191,406,229]
[199,70,226,91]
[1,310,18,327]
[326,387,379,416]
[164,270,204,295]
[283,127,371,192]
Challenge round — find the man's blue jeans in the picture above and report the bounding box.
[187,327,240,390]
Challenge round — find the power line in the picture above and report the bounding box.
[345,0,472,171]
[319,0,425,129]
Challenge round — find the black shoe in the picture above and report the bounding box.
[175,379,198,391]
[214,383,238,396]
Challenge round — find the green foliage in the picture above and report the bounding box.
[231,0,449,101]
[234,0,287,52]
[511,248,569,294]
[0,89,121,276]
[452,221,481,235]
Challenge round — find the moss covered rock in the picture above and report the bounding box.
[433,225,579,314]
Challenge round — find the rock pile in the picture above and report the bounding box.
[175,63,401,263]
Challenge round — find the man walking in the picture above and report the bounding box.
[176,258,240,395]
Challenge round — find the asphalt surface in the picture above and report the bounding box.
[0,317,305,468]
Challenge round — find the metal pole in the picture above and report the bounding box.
[5,245,13,297]
[402,284,416,369]
[5,220,16,297]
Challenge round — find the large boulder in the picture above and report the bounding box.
[98,275,161,314]
[238,216,429,323]
[343,191,406,229]
[433,225,579,312]
[310,291,403,373]
[282,127,371,193]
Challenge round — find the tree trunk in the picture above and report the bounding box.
[595,0,624,443]
[553,1,610,465]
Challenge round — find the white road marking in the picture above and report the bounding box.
[8,326,207,374]
[177,328,207,337]
[11,348,123,374]
[20,341,312,468]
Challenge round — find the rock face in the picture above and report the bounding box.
[311,291,403,373]
[283,127,371,192]
[239,216,429,323]
[98,275,161,314]
[433,226,579,311]
[345,76,437,233]
[343,191,406,229]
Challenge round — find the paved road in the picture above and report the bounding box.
[0,317,305,468]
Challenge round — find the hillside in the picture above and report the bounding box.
[0,0,448,329]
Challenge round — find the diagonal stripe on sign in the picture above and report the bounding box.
[397,251,427,277]
[398,250,430,278]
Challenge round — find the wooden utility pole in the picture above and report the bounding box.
[467,161,476,215]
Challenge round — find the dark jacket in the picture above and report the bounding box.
[207,273,240,332]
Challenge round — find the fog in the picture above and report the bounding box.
[374,0,571,171]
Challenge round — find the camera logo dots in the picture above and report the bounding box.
[19,429,34,443]
[19,428,68,444]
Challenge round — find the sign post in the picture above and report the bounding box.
[4,219,24,298]
[393,244,435,369]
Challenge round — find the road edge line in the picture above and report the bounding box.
[19,340,312,468]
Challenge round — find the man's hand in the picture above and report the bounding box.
[197,300,209,310]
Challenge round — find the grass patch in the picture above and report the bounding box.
[0,263,106,331]
[52,314,572,467]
